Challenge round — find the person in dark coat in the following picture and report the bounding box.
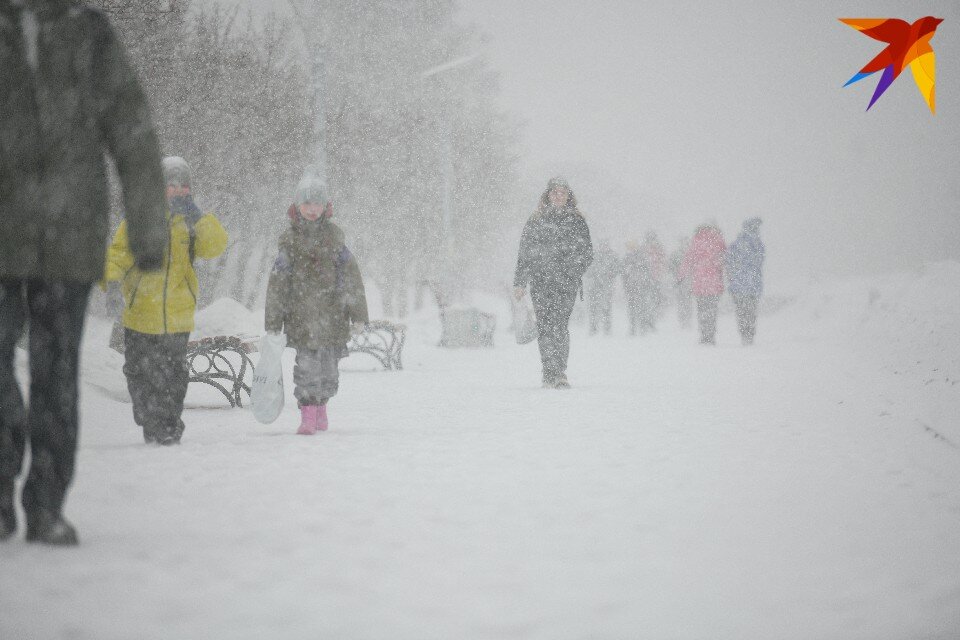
[621,240,656,336]
[585,239,620,335]
[669,236,693,328]
[0,0,167,545]
[513,177,593,388]
[637,231,666,333]
[725,217,765,345]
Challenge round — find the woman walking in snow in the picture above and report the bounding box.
[677,221,726,345]
[264,175,368,434]
[513,177,593,388]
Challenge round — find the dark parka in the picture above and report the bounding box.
[513,187,592,383]
[264,216,369,350]
[0,0,166,281]
[586,243,620,293]
[513,201,593,291]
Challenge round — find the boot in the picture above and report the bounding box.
[155,419,185,446]
[297,405,318,435]
[316,405,328,432]
[555,373,571,389]
[26,512,79,546]
[0,481,15,541]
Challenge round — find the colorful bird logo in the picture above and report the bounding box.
[840,17,943,113]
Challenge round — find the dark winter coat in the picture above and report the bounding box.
[264,216,369,350]
[586,244,620,292]
[513,204,593,291]
[726,230,765,296]
[622,249,655,297]
[0,0,166,282]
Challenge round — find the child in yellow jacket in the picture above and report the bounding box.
[104,157,227,444]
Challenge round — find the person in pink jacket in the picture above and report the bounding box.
[677,222,726,344]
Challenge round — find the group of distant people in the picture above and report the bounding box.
[585,218,765,345]
[589,233,669,337]
[514,178,767,388]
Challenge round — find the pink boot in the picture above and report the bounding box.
[297,405,318,435]
[317,405,328,432]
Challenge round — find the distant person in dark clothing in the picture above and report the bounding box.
[669,236,693,328]
[0,0,167,545]
[514,177,593,388]
[637,230,666,333]
[726,217,765,345]
[623,240,660,336]
[586,239,620,335]
[622,240,648,335]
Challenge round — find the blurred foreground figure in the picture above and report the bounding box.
[265,175,368,435]
[585,239,620,335]
[678,222,726,345]
[0,0,167,545]
[726,218,765,345]
[513,177,593,388]
[104,157,227,445]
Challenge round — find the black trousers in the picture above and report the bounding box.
[696,295,720,344]
[530,280,578,381]
[0,280,91,521]
[123,329,190,443]
[732,294,759,344]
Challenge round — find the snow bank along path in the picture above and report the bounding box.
[2,264,959,640]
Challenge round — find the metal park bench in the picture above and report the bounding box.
[109,320,407,409]
[186,335,257,408]
[346,320,407,370]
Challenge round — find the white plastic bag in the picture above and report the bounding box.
[512,297,538,345]
[251,332,287,424]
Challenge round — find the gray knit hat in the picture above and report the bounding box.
[546,176,570,192]
[294,175,329,206]
[162,156,191,187]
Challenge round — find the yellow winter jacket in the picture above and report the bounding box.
[104,213,228,334]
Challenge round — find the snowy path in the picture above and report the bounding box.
[2,301,960,639]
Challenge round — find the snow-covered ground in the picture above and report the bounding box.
[2,263,959,640]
